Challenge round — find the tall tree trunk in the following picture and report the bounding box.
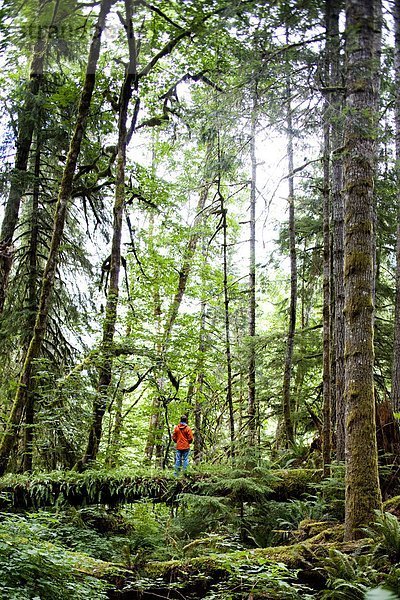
[392,0,400,413]
[247,96,257,447]
[281,63,296,448]
[22,123,42,473]
[329,0,346,462]
[322,0,333,477]
[0,0,58,313]
[0,0,113,476]
[79,0,134,467]
[343,0,382,540]
[322,121,331,475]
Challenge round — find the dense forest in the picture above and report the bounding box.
[1,0,400,598]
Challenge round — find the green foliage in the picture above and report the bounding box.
[318,549,381,600]
[0,513,110,599]
[363,511,400,563]
[365,589,400,600]
[202,561,315,599]
[313,465,346,520]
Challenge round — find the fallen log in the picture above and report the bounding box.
[0,468,322,510]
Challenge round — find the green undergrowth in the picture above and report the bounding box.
[0,512,120,599]
[0,464,399,598]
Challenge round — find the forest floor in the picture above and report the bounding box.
[1,464,400,599]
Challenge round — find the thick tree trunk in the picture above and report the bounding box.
[79,0,134,467]
[281,69,296,448]
[392,0,400,413]
[247,99,257,447]
[0,0,113,476]
[343,0,382,540]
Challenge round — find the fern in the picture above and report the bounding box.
[318,548,381,600]
[365,588,400,600]
[363,511,400,562]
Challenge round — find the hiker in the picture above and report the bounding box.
[172,415,193,475]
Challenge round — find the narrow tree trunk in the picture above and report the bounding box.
[392,0,400,413]
[343,0,382,540]
[79,0,134,467]
[0,0,113,476]
[247,97,257,447]
[281,67,296,448]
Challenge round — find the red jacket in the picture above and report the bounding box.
[172,423,193,450]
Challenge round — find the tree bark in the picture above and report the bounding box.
[343,0,382,540]
[0,0,113,476]
[392,0,400,413]
[281,59,296,448]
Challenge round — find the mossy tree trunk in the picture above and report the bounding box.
[0,0,114,477]
[392,0,400,413]
[343,0,382,540]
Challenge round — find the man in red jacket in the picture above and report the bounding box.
[172,415,193,475]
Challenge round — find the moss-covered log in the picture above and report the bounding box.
[0,468,322,510]
[117,536,363,598]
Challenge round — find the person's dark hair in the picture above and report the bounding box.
[180,415,188,423]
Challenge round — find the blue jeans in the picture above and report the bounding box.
[174,449,190,475]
